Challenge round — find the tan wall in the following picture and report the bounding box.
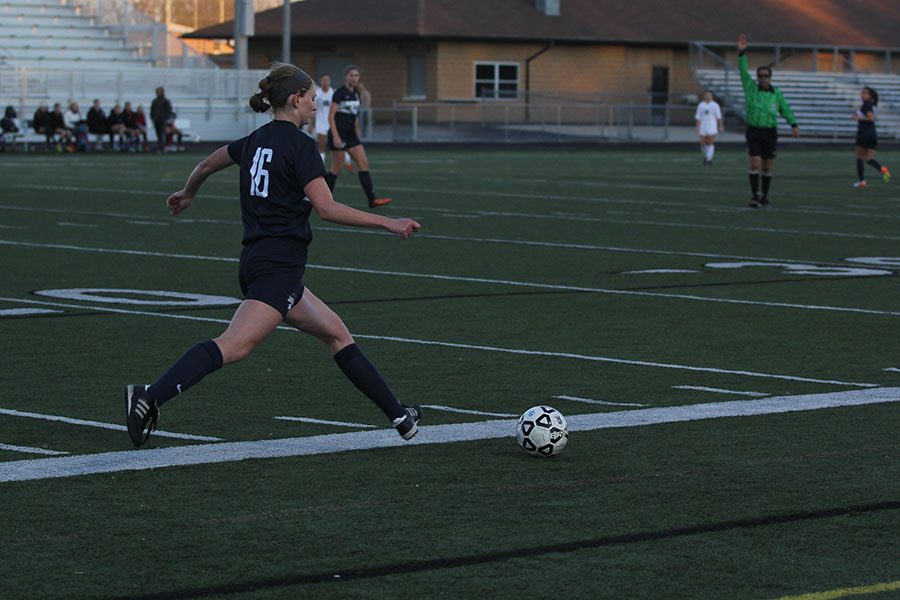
[435,42,698,102]
[249,39,437,109]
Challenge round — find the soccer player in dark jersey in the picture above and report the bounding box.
[325,65,392,208]
[125,63,423,447]
[852,86,891,189]
[738,34,799,208]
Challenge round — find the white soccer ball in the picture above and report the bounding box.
[516,405,568,457]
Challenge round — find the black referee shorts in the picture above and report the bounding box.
[856,129,878,150]
[238,237,308,317]
[327,124,361,151]
[745,126,778,160]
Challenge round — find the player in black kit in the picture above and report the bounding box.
[852,86,891,189]
[125,63,422,447]
[325,65,392,208]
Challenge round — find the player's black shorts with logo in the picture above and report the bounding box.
[327,123,361,151]
[856,129,877,150]
[238,237,308,316]
[745,126,778,159]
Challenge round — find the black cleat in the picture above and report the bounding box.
[392,404,423,440]
[748,195,762,208]
[125,384,159,447]
[759,196,770,207]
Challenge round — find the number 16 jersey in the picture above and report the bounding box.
[227,119,326,245]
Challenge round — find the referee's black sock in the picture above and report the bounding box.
[147,340,223,407]
[867,158,883,172]
[333,343,405,421]
[761,173,772,198]
[358,171,377,203]
[325,171,337,191]
[748,171,760,197]
[857,159,866,181]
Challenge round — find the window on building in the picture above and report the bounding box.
[406,55,427,99]
[474,62,519,99]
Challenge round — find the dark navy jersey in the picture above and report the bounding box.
[332,85,360,129]
[856,100,876,135]
[227,120,326,245]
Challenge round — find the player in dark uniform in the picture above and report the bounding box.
[125,63,423,448]
[325,65,392,208]
[852,86,891,189]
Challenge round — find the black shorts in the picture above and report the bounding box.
[856,129,877,150]
[746,126,778,160]
[238,237,308,316]
[327,123,361,151]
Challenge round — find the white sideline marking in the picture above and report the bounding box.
[0,308,61,316]
[623,269,700,274]
[553,395,647,407]
[2,387,898,483]
[673,386,768,398]
[422,405,518,418]
[58,222,98,228]
[0,408,223,442]
[2,201,896,265]
[882,368,900,373]
[3,239,900,319]
[274,416,375,428]
[0,442,68,456]
[0,296,879,389]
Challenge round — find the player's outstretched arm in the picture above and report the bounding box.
[167,145,235,216]
[305,177,420,239]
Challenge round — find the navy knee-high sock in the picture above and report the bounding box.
[334,344,405,421]
[761,173,772,198]
[358,171,377,203]
[325,171,337,191]
[867,158,883,172]
[147,340,223,407]
[857,159,866,181]
[749,171,760,197]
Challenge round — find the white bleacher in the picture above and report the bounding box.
[696,68,900,140]
[0,0,153,70]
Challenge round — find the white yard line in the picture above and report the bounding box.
[0,296,879,389]
[882,368,900,373]
[0,308,62,316]
[273,416,376,428]
[0,442,68,456]
[2,239,899,318]
[553,395,647,407]
[0,408,223,442]
[672,385,768,398]
[2,387,898,483]
[421,405,518,418]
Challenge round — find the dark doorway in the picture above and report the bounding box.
[650,66,669,125]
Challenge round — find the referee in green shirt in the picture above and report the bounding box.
[738,34,800,208]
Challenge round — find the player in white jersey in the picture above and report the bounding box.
[695,91,723,165]
[309,73,354,171]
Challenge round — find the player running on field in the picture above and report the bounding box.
[695,91,723,165]
[125,63,422,447]
[738,33,799,208]
[852,86,891,189]
[324,65,391,208]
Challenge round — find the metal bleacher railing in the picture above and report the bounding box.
[62,0,216,69]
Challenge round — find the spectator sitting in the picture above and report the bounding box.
[49,102,73,152]
[165,114,184,152]
[1,106,21,152]
[107,104,130,151]
[32,102,54,150]
[122,102,141,152]
[65,101,89,151]
[86,99,108,151]
[133,104,149,151]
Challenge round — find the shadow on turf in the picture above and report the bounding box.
[112,500,899,600]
